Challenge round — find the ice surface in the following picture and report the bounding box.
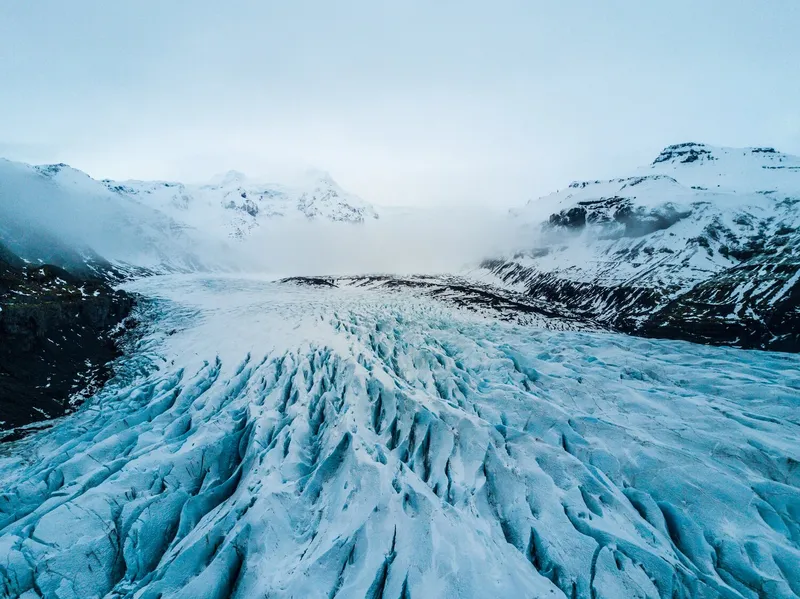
[1,275,799,598]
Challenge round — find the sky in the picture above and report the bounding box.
[1,1,799,208]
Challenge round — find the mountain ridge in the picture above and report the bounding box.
[0,157,379,274]
[100,167,378,240]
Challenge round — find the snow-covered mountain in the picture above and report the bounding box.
[479,143,800,351]
[103,168,378,241]
[0,159,379,275]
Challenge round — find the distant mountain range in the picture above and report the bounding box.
[0,159,378,274]
[478,143,800,351]
[102,168,378,241]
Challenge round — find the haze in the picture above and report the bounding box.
[2,1,799,208]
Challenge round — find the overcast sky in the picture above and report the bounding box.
[1,1,799,207]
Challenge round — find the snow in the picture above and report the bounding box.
[1,275,798,598]
[102,168,378,242]
[0,158,379,275]
[0,159,214,272]
[479,144,800,332]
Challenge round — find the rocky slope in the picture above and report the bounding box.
[479,143,800,351]
[0,241,133,435]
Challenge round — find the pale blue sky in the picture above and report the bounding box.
[1,1,799,206]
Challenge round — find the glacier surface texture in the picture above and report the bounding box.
[1,276,799,599]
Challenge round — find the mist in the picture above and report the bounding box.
[234,207,527,276]
[0,157,541,277]
[0,160,140,265]
[0,159,229,272]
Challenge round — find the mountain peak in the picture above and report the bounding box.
[651,142,796,169]
[652,142,715,165]
[215,170,249,186]
[297,167,336,188]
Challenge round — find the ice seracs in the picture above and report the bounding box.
[0,275,798,598]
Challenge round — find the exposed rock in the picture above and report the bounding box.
[0,242,134,435]
[652,142,716,164]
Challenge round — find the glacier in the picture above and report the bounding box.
[1,275,798,599]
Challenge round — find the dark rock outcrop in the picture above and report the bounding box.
[652,142,716,164]
[482,254,800,353]
[547,195,692,239]
[0,242,134,435]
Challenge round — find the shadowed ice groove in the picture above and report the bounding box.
[1,275,799,598]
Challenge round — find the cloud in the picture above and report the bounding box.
[234,207,525,276]
[2,1,798,210]
[0,156,532,276]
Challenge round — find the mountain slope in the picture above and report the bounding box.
[0,159,214,274]
[0,240,133,433]
[479,143,800,351]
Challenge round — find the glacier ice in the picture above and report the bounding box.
[1,275,799,598]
